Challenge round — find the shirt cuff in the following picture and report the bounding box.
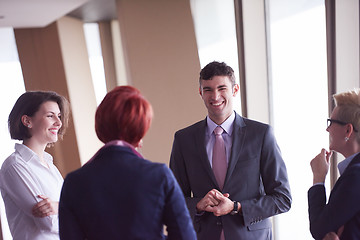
[312,182,325,186]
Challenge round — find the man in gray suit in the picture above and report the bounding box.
[170,61,292,240]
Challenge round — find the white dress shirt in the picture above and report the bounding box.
[0,143,63,240]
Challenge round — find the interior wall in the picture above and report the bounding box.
[98,21,118,92]
[116,0,205,164]
[56,16,103,166]
[110,20,129,86]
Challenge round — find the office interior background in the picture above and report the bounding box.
[0,0,359,239]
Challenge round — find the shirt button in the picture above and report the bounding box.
[216,221,222,226]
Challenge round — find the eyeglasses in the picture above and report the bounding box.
[327,118,358,132]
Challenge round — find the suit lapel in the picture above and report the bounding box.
[195,118,219,188]
[224,113,246,189]
[347,152,360,168]
[332,152,360,194]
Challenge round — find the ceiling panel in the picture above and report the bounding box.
[0,0,117,29]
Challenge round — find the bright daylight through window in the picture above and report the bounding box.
[0,27,25,240]
[266,1,329,239]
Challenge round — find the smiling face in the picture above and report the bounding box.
[199,76,239,125]
[25,101,62,146]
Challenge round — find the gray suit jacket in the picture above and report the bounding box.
[170,113,291,240]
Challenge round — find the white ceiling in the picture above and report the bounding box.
[0,0,117,28]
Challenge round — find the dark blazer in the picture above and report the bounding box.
[308,153,360,240]
[59,144,196,240]
[170,113,292,240]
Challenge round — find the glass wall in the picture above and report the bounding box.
[83,23,107,105]
[0,27,25,240]
[266,0,329,239]
[190,0,241,114]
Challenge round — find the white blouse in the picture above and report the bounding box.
[0,143,63,240]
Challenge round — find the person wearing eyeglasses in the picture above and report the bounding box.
[308,89,360,240]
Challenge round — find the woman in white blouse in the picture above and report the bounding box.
[0,91,69,240]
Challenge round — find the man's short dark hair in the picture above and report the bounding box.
[199,61,236,86]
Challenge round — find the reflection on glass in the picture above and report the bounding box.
[266,1,329,239]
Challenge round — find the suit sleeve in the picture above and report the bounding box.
[59,175,86,240]
[308,167,360,239]
[240,126,292,226]
[169,133,202,221]
[162,165,197,240]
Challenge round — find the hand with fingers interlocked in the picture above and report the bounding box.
[196,189,239,216]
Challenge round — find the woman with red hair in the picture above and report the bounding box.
[59,86,196,240]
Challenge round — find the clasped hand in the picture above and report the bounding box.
[196,189,236,216]
[32,195,59,218]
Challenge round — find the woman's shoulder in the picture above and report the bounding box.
[136,157,168,173]
[141,160,176,183]
[1,150,25,172]
[2,143,38,168]
[0,151,31,191]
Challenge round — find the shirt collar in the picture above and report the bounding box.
[104,140,143,158]
[206,111,235,136]
[88,140,143,163]
[15,143,53,163]
[338,152,358,175]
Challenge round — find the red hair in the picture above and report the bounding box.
[95,86,153,145]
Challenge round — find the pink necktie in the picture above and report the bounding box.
[212,126,227,190]
[213,126,227,240]
[220,230,225,240]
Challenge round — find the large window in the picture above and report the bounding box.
[83,23,107,105]
[266,1,329,239]
[190,0,241,114]
[0,27,25,240]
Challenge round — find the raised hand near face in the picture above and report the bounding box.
[310,148,332,184]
